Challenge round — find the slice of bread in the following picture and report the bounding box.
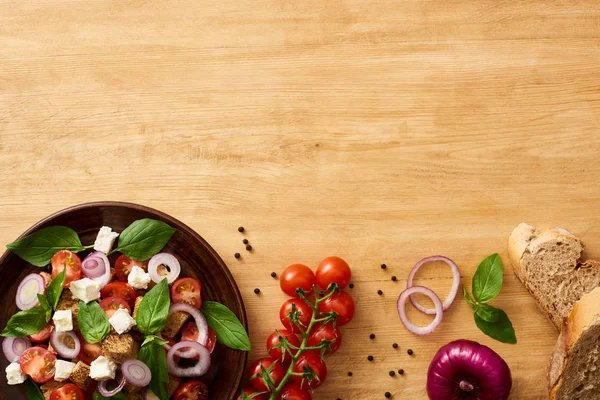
[508,223,600,330]
[548,287,600,399]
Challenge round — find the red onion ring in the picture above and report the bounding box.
[98,375,126,397]
[2,337,31,363]
[121,359,152,387]
[166,341,210,377]
[49,329,81,359]
[16,274,45,310]
[407,255,460,315]
[83,252,112,288]
[148,253,181,284]
[397,286,443,336]
[167,303,208,356]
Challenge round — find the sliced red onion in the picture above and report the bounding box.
[2,337,31,362]
[83,252,111,288]
[98,375,126,397]
[166,341,210,377]
[16,274,45,310]
[168,303,208,351]
[122,359,152,387]
[148,253,181,284]
[407,255,461,315]
[397,286,443,336]
[49,329,81,359]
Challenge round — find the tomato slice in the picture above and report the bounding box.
[170,278,202,309]
[51,250,82,288]
[20,346,56,383]
[77,333,103,365]
[181,323,216,354]
[99,296,131,318]
[114,255,146,282]
[173,380,209,400]
[50,383,85,400]
[28,323,53,343]
[100,282,137,308]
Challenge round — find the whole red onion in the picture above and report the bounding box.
[427,340,512,400]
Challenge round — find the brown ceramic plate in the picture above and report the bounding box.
[0,202,248,400]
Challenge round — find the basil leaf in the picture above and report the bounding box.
[6,226,87,267]
[37,294,52,321]
[1,306,49,337]
[136,278,170,335]
[142,334,168,347]
[474,308,517,344]
[201,301,251,351]
[78,301,110,344]
[46,269,65,310]
[93,392,128,400]
[472,253,503,303]
[463,286,476,310]
[114,219,176,260]
[25,379,44,400]
[139,339,169,400]
[475,303,502,323]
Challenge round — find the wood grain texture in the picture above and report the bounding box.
[1,1,600,399]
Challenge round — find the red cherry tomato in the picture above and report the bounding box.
[249,358,286,392]
[19,346,56,383]
[280,264,316,297]
[318,290,355,326]
[237,388,268,400]
[77,333,103,365]
[28,323,53,343]
[173,380,209,400]
[291,352,327,390]
[306,323,342,356]
[99,296,131,318]
[267,329,301,365]
[51,250,82,288]
[50,383,85,400]
[171,277,202,309]
[100,281,137,308]
[277,383,312,400]
[114,255,146,282]
[279,298,314,334]
[315,256,351,290]
[181,323,217,354]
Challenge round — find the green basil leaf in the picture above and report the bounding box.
[1,306,49,337]
[475,303,502,323]
[474,308,517,344]
[142,334,168,347]
[6,226,87,267]
[93,391,128,400]
[25,379,44,400]
[37,294,52,322]
[472,253,503,303]
[136,278,170,335]
[78,301,110,344]
[463,286,476,310]
[46,269,65,310]
[139,339,169,400]
[114,219,176,260]
[201,301,251,351]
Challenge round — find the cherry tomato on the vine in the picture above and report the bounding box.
[318,290,355,326]
[249,358,286,392]
[291,352,327,390]
[315,256,351,290]
[279,298,314,334]
[280,264,316,297]
[266,329,301,365]
[237,388,268,400]
[277,383,312,400]
[306,322,342,356]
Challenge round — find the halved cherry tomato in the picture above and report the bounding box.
[291,352,327,390]
[99,296,131,318]
[20,346,56,383]
[277,383,312,400]
[50,383,85,400]
[306,323,342,356]
[181,323,217,354]
[51,250,82,288]
[267,329,300,365]
[100,281,137,308]
[114,255,146,282]
[77,333,103,365]
[173,380,209,400]
[317,290,355,326]
[279,298,313,334]
[171,278,202,309]
[280,264,316,297]
[28,323,53,343]
[249,358,285,392]
[237,388,268,400]
[315,256,351,290]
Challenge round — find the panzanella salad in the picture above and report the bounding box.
[1,219,250,400]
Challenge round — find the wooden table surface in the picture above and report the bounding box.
[2,1,600,399]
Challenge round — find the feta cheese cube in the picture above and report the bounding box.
[5,362,26,385]
[52,309,73,332]
[90,356,117,380]
[108,308,137,334]
[70,278,101,303]
[54,360,76,381]
[93,226,119,254]
[128,265,151,289]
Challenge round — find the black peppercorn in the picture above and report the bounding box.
[234,253,241,259]
[349,283,354,289]
[246,245,252,251]
[243,239,249,244]
[369,334,375,340]
[407,349,414,356]
[385,393,391,398]
[392,343,398,349]
[381,263,387,269]
[398,369,404,375]
[391,276,397,281]
[377,290,383,295]
[389,371,395,377]
[271,272,277,278]
[367,355,374,361]
[238,226,244,232]
[254,288,260,294]
[348,372,353,376]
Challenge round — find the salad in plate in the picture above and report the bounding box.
[1,219,250,400]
